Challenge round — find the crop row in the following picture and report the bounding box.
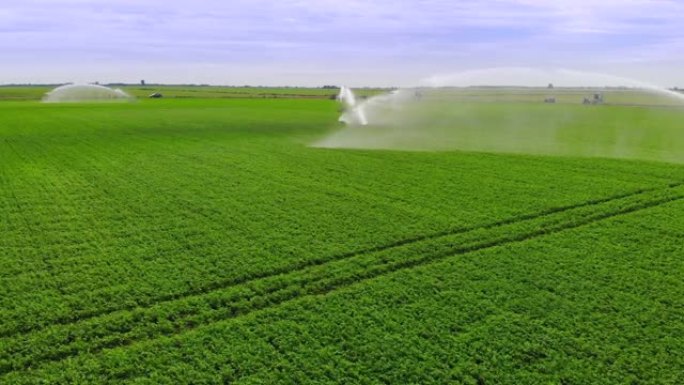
[1,182,682,377]
[5,198,684,384]
[0,143,451,335]
[3,131,662,337]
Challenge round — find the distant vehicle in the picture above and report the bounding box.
[149,92,163,98]
[583,93,603,105]
[544,97,556,103]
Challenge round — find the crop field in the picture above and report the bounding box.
[1,88,683,384]
[323,96,684,164]
[0,85,385,101]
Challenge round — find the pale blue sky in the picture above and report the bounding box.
[1,0,683,86]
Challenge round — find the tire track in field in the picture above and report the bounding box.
[1,182,682,376]
[1,182,681,339]
[0,182,669,340]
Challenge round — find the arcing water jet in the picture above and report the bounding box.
[43,84,134,103]
[337,86,368,125]
[317,69,684,164]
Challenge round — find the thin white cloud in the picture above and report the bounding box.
[0,0,682,85]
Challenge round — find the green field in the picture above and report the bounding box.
[0,85,384,101]
[1,88,683,384]
[324,96,684,164]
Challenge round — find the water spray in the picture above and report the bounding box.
[318,68,684,164]
[43,84,134,103]
[337,86,368,125]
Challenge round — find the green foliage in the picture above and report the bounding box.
[0,95,682,383]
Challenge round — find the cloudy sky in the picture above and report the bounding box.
[1,0,683,86]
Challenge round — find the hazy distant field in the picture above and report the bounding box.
[415,87,684,106]
[0,85,385,101]
[1,87,682,384]
[323,99,684,164]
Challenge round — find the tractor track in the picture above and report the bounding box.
[1,182,682,376]
[0,183,674,340]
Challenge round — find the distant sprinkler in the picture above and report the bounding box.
[337,86,368,125]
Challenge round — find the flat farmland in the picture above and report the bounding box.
[0,85,385,101]
[0,91,683,384]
